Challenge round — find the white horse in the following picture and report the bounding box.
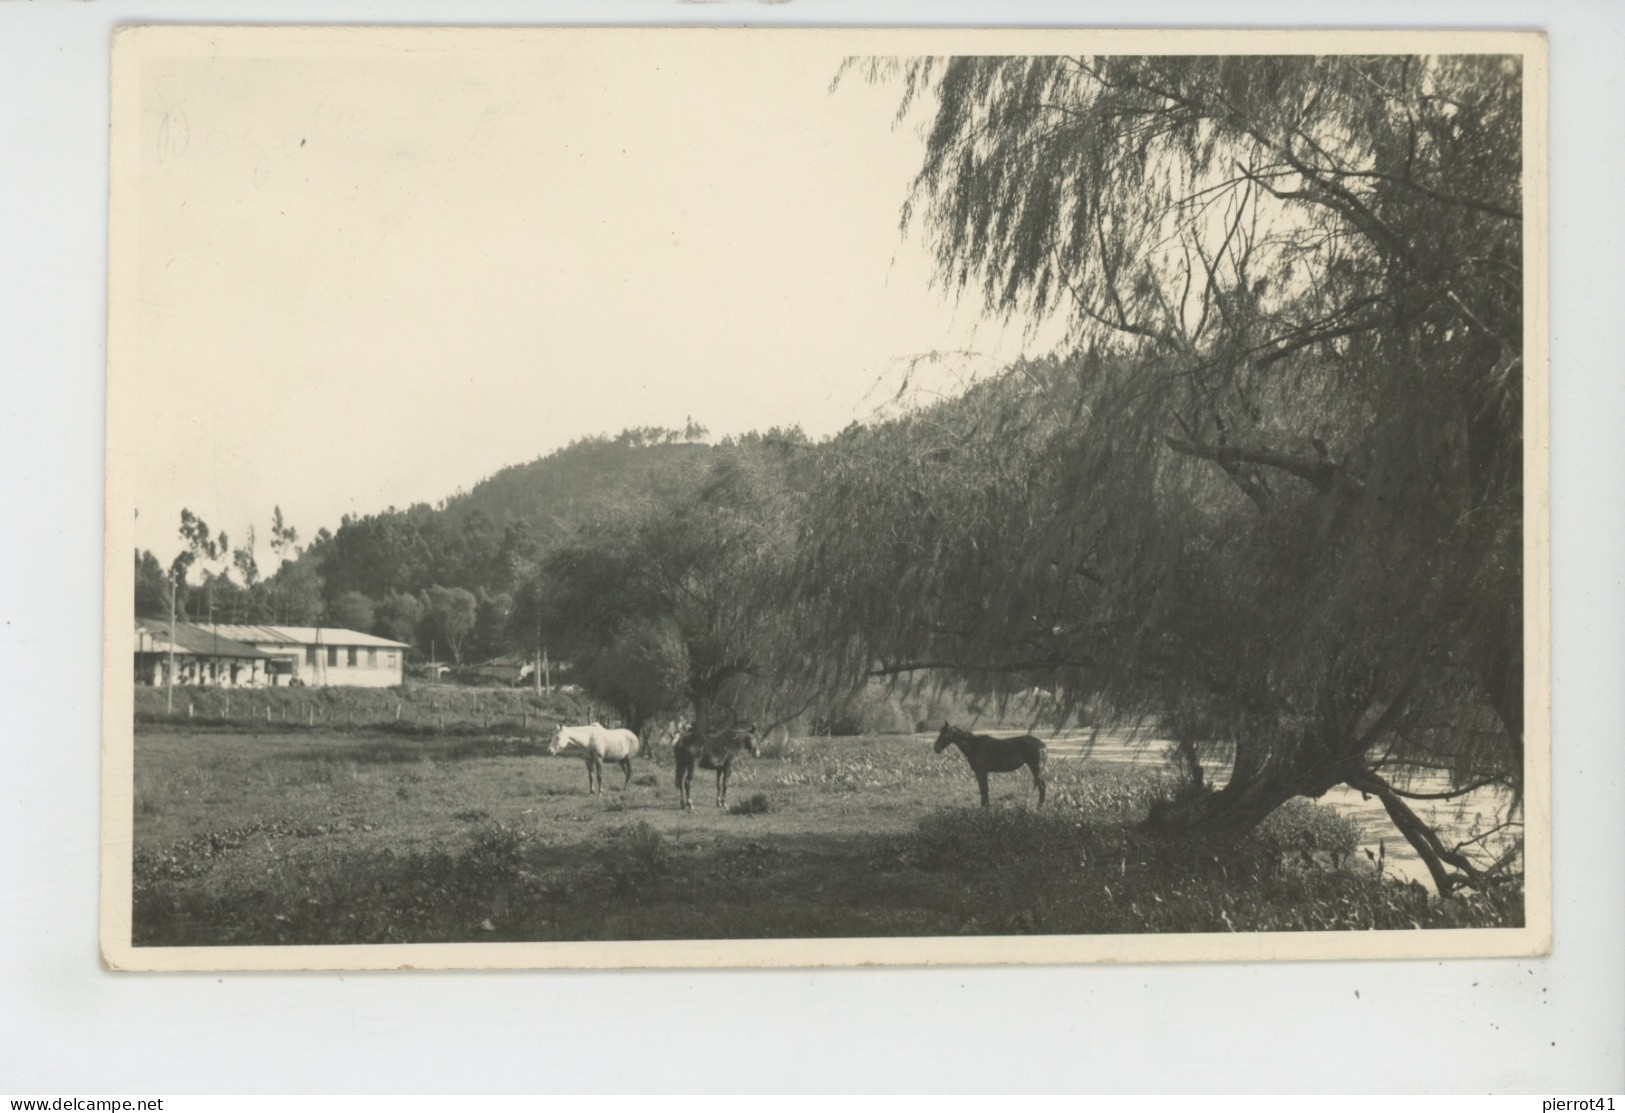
[548,722,640,794]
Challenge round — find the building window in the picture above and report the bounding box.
[385,650,397,668]
[306,646,317,668]
[367,647,378,667]
[327,645,338,667]
[347,646,358,667]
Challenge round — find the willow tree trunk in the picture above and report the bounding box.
[1146,729,1357,844]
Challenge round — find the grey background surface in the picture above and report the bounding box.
[2,0,1619,1094]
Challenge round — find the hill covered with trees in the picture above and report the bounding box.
[135,425,806,665]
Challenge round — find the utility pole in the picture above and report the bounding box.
[209,583,217,688]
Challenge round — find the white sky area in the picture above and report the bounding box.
[122,33,1064,563]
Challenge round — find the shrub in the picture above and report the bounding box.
[1257,798,1361,868]
[605,821,668,893]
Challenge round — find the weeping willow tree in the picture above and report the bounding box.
[808,54,1526,893]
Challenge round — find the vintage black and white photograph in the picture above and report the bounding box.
[102,27,1548,970]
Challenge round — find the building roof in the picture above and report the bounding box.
[203,624,411,650]
[134,619,275,659]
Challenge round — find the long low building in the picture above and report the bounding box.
[134,621,411,688]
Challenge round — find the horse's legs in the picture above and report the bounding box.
[715,766,726,808]
[676,756,692,810]
[976,769,991,807]
[588,757,601,795]
[1031,760,1046,806]
[620,757,633,790]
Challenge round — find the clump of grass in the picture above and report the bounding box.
[131,729,1524,944]
[729,793,770,815]
[462,822,526,877]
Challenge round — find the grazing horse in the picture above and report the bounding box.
[548,722,640,795]
[673,727,757,810]
[933,722,1047,807]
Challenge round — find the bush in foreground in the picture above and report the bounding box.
[729,793,771,815]
[909,802,1520,934]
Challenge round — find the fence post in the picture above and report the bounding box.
[188,701,194,719]
[396,703,402,722]
[266,705,271,723]
[308,706,314,727]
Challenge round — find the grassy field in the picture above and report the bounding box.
[131,723,1523,946]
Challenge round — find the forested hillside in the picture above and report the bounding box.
[437,426,715,535]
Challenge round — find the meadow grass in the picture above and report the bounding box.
[130,727,1522,946]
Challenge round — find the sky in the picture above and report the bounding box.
[116,29,1063,563]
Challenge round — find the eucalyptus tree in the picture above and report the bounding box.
[535,443,815,736]
[822,54,1526,891]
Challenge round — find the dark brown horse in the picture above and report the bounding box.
[674,727,758,810]
[934,722,1047,807]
